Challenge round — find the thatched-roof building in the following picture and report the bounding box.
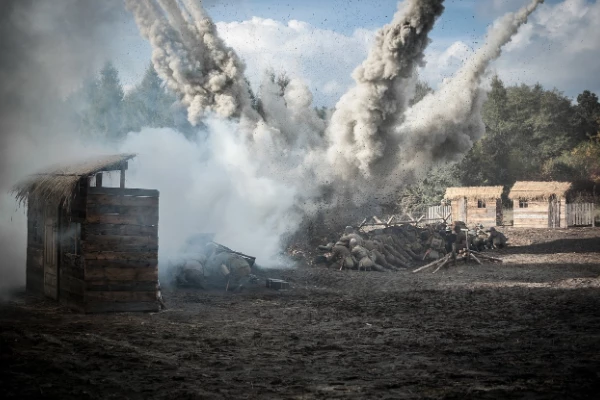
[508,181,571,228]
[13,154,161,313]
[444,186,503,227]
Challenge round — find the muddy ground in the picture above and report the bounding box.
[1,228,600,399]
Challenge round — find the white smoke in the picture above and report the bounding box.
[118,123,301,267]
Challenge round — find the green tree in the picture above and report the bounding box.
[398,164,461,211]
[68,62,126,141]
[123,63,178,132]
[573,90,600,140]
[94,61,126,140]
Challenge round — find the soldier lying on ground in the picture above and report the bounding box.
[203,243,258,291]
[169,243,257,291]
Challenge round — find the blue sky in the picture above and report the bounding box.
[113,0,598,106]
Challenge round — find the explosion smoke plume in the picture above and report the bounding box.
[326,0,445,179]
[125,0,257,125]
[390,0,545,182]
[125,0,544,263]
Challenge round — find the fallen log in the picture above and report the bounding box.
[413,253,451,273]
[471,251,503,263]
[432,259,450,274]
[470,253,483,265]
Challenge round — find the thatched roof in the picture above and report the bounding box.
[445,186,503,200]
[508,181,572,200]
[12,153,135,210]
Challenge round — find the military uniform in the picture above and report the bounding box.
[472,225,488,251]
[451,226,468,258]
[204,251,253,290]
[330,244,355,269]
[486,227,507,249]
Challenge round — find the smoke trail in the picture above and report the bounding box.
[125,0,257,125]
[384,0,545,187]
[325,0,445,179]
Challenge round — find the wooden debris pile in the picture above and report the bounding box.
[314,224,437,271]
[313,218,505,273]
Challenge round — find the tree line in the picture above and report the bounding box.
[68,63,600,208]
[399,76,600,210]
[66,62,197,141]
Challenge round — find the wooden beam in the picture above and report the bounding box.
[87,194,158,207]
[84,266,158,281]
[82,223,158,237]
[120,164,126,189]
[96,172,103,188]
[88,187,159,197]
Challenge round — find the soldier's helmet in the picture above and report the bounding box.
[349,238,358,248]
[344,226,354,234]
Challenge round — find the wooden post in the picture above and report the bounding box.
[120,165,126,189]
[95,172,102,188]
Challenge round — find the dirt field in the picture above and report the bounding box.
[1,228,600,399]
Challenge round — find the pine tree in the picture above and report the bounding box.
[94,61,126,140]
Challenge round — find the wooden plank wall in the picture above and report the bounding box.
[82,187,160,313]
[465,198,499,227]
[60,253,85,312]
[567,203,595,226]
[26,200,44,295]
[513,201,549,228]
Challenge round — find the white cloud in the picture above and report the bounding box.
[420,40,475,84]
[216,17,374,106]
[421,0,600,98]
[322,80,345,95]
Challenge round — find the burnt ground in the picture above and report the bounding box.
[1,228,600,399]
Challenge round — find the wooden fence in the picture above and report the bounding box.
[566,203,595,227]
[426,205,452,225]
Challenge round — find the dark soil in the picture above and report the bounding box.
[1,228,600,399]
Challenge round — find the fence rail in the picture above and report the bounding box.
[566,203,595,227]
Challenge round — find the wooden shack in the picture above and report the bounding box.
[508,181,571,228]
[444,186,503,227]
[13,154,160,313]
